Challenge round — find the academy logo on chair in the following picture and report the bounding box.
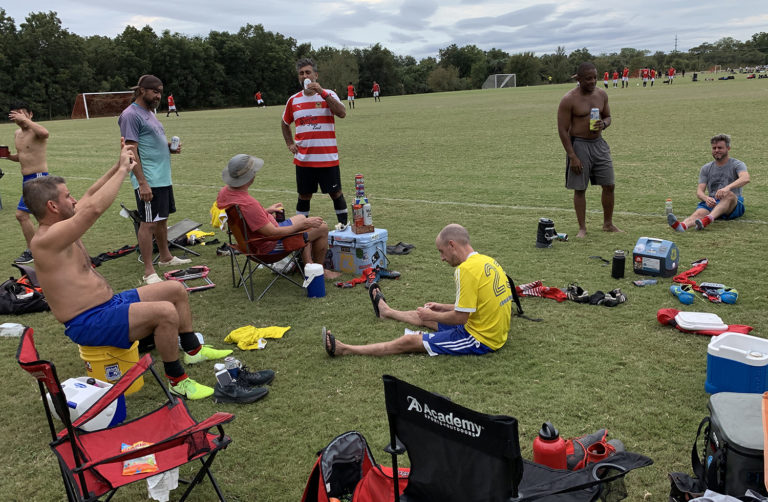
[406,395,484,438]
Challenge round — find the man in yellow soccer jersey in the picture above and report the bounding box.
[324,224,513,357]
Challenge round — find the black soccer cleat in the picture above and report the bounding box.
[213,381,269,404]
[237,366,275,387]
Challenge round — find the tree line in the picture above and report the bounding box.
[1,10,766,120]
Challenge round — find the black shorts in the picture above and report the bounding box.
[135,185,176,222]
[296,165,342,195]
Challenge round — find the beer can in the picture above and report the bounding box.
[353,203,364,227]
[170,136,180,152]
[224,356,240,378]
[589,108,600,131]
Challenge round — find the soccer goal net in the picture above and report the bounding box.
[482,74,516,89]
[71,91,133,119]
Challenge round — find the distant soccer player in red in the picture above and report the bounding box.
[612,70,619,88]
[668,66,676,83]
[254,91,265,108]
[621,67,629,88]
[603,71,609,89]
[641,68,649,87]
[166,94,178,117]
[346,82,355,109]
[650,68,656,86]
[372,81,380,102]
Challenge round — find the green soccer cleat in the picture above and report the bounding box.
[170,377,214,400]
[184,345,233,365]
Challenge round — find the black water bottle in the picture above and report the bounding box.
[611,250,626,279]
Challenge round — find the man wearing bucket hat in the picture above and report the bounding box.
[23,140,232,400]
[119,74,190,285]
[216,154,341,279]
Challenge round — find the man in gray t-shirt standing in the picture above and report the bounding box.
[668,133,750,232]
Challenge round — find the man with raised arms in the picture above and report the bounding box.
[24,141,231,400]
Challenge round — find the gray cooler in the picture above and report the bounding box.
[707,392,766,496]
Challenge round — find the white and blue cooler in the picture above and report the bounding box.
[632,237,679,277]
[327,226,388,274]
[47,377,127,431]
[303,263,326,298]
[706,332,768,394]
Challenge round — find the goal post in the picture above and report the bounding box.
[482,74,516,89]
[71,91,133,120]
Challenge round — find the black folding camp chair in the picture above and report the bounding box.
[120,203,201,263]
[382,375,653,502]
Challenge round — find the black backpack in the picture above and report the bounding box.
[0,264,49,315]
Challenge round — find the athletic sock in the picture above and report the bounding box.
[179,331,201,353]
[695,215,713,230]
[164,360,186,382]
[333,195,348,225]
[667,213,687,232]
[297,198,310,217]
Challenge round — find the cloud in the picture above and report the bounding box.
[453,4,558,30]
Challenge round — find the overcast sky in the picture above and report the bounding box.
[2,0,767,59]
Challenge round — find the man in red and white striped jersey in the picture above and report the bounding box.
[281,58,349,227]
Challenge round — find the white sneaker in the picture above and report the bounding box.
[143,273,163,284]
[158,256,192,267]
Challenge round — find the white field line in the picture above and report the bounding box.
[58,176,768,226]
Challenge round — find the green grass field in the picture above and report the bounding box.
[1,76,766,501]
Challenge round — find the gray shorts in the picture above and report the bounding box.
[565,137,614,190]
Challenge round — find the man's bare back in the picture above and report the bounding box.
[9,109,48,175]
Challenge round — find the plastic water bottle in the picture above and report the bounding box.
[362,197,372,226]
[665,198,673,215]
[170,136,180,152]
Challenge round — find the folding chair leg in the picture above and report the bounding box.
[231,253,258,301]
[256,256,304,301]
[178,452,226,502]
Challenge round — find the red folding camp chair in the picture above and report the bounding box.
[16,326,235,501]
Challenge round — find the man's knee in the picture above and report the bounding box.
[138,221,156,233]
[395,334,426,353]
[131,300,180,332]
[601,184,616,193]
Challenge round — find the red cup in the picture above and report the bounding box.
[0,145,9,158]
